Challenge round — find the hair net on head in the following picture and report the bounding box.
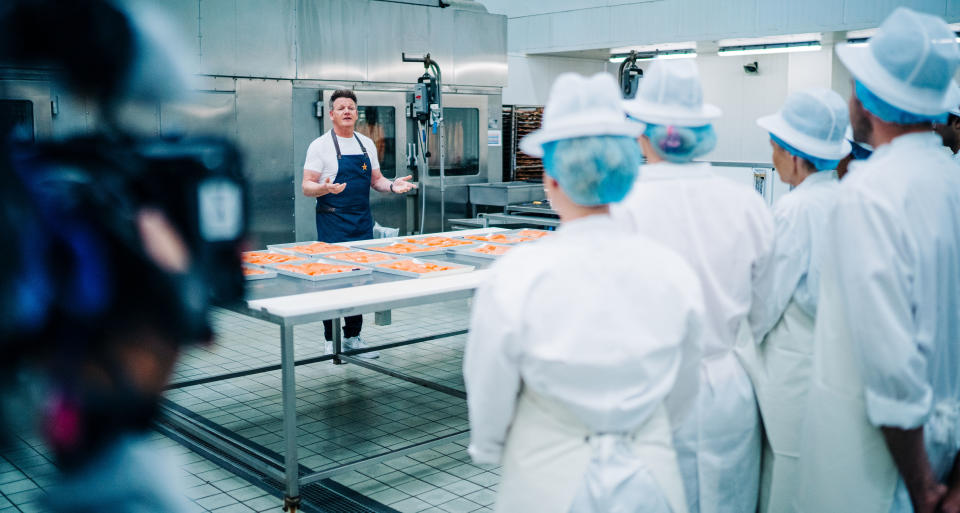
[643,123,716,163]
[542,135,640,206]
[855,80,948,125]
[770,133,841,171]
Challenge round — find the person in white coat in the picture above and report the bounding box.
[793,7,960,513]
[463,72,705,513]
[743,88,849,513]
[612,60,775,513]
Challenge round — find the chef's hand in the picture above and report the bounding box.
[320,178,347,195]
[391,175,417,194]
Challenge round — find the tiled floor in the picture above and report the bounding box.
[1,298,496,512]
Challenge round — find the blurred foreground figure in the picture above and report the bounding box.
[0,1,248,511]
[794,7,960,513]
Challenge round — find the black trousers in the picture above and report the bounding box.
[324,315,363,340]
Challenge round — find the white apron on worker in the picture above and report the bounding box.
[496,389,687,513]
[738,169,839,513]
[612,162,774,513]
[742,298,813,513]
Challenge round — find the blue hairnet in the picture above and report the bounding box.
[542,135,640,206]
[643,123,717,163]
[769,133,841,171]
[855,80,948,125]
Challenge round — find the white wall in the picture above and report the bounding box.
[503,45,845,164]
[481,0,960,54]
[502,53,612,105]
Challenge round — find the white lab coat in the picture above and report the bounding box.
[740,170,840,513]
[464,214,704,513]
[611,162,775,513]
[795,133,960,513]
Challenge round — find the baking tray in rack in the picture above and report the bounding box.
[352,241,446,257]
[268,261,373,282]
[267,241,352,257]
[318,250,402,266]
[241,250,313,267]
[446,242,514,260]
[243,265,278,280]
[371,258,475,279]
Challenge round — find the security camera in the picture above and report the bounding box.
[743,61,759,74]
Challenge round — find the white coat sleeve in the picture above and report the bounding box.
[745,202,778,344]
[463,268,523,465]
[833,194,930,429]
[748,201,809,343]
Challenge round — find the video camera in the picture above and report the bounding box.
[0,133,249,465]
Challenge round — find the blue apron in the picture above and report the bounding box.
[315,130,374,243]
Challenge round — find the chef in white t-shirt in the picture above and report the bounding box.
[301,88,416,357]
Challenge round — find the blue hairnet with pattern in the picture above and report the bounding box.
[769,133,842,171]
[643,123,717,163]
[855,80,948,124]
[542,135,640,206]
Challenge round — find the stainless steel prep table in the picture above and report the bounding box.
[161,228,507,511]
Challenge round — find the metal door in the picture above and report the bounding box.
[319,89,409,234]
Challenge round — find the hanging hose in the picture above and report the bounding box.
[416,120,429,234]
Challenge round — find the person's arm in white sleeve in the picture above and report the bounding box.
[745,203,778,344]
[302,140,345,197]
[663,269,705,427]
[835,195,929,428]
[748,202,808,343]
[463,272,523,465]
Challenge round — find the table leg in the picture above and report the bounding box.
[280,322,300,510]
[332,318,343,365]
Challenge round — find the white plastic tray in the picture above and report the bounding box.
[455,232,531,245]
[371,258,475,279]
[446,242,514,260]
[269,262,373,282]
[394,235,481,250]
[352,241,446,257]
[243,265,278,280]
[241,250,313,267]
[267,241,353,257]
[318,250,402,267]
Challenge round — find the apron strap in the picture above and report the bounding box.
[330,130,370,160]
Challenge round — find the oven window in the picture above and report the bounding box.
[355,106,397,178]
[0,100,34,142]
[428,107,479,176]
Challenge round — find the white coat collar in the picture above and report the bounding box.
[870,132,943,160]
[638,161,714,182]
[795,169,838,190]
[557,213,617,235]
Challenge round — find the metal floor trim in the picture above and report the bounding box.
[156,413,399,513]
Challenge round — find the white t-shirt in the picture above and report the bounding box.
[303,131,380,183]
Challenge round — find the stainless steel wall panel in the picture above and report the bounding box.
[199,0,297,78]
[296,0,369,81]
[160,90,237,138]
[452,11,507,86]
[236,79,295,246]
[158,0,201,71]
[292,86,322,241]
[424,7,456,84]
[366,3,431,84]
